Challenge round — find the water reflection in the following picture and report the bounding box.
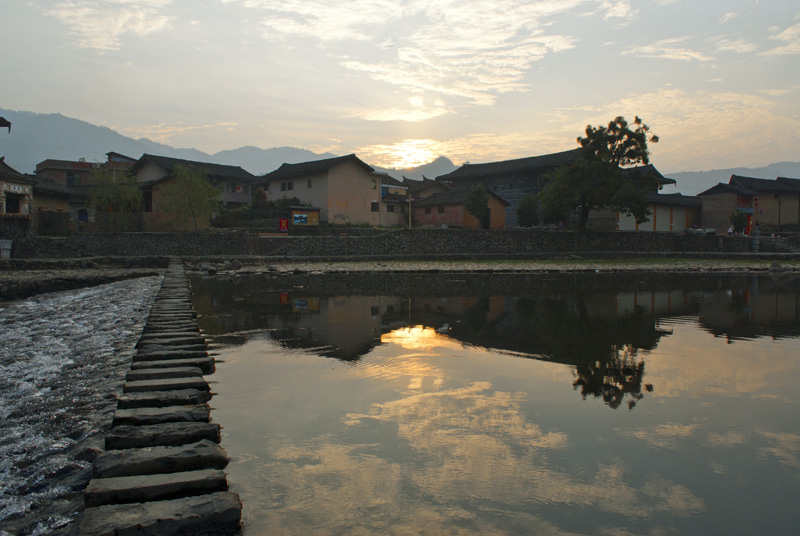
[193,272,800,535]
[191,272,800,410]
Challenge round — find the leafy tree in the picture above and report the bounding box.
[86,167,143,231]
[465,182,489,228]
[729,209,748,234]
[540,116,660,231]
[158,164,222,231]
[517,192,540,227]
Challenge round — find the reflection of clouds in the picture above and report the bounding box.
[758,432,800,472]
[623,423,699,449]
[707,431,747,448]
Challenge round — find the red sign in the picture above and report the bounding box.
[279,218,289,232]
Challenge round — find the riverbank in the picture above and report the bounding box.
[2,255,798,303]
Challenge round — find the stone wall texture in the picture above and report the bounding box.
[4,229,783,259]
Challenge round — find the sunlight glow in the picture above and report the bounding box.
[381,325,463,351]
[361,140,440,169]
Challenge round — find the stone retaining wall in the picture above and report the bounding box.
[7,229,776,259]
[79,261,241,536]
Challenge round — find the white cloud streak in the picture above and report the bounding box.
[46,0,174,51]
[623,37,715,61]
[763,19,800,56]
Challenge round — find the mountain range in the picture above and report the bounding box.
[1,108,798,194]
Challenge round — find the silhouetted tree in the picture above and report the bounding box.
[517,192,540,227]
[540,116,660,231]
[465,182,489,228]
[87,167,143,231]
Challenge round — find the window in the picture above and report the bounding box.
[371,202,379,212]
[425,207,431,214]
[438,206,445,214]
[387,205,395,213]
[281,181,294,191]
[371,179,377,189]
[66,172,80,187]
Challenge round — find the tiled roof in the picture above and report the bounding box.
[414,188,510,207]
[30,176,84,198]
[622,164,675,186]
[777,176,800,189]
[0,158,35,184]
[134,154,257,182]
[434,149,581,180]
[262,154,373,181]
[730,174,800,194]
[698,182,755,197]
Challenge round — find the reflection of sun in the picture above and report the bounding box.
[382,325,462,351]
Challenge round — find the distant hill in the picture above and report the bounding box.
[0,108,456,180]
[666,162,800,196]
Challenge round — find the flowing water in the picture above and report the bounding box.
[192,271,800,536]
[0,276,161,536]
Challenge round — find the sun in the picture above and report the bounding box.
[387,139,438,169]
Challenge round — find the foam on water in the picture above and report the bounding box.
[0,276,161,536]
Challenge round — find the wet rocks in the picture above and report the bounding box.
[79,261,241,536]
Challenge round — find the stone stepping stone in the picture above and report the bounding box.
[123,377,209,393]
[84,468,228,507]
[138,331,203,341]
[79,491,241,536]
[112,404,210,426]
[130,358,215,375]
[134,349,209,361]
[117,389,213,410]
[137,336,206,348]
[126,366,203,382]
[106,422,221,449]
[137,343,209,353]
[93,440,228,479]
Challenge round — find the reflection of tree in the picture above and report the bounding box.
[572,346,649,410]
[513,294,660,410]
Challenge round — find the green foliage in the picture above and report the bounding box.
[539,115,660,231]
[465,182,490,223]
[516,192,540,227]
[728,209,748,234]
[578,115,658,167]
[158,164,222,232]
[86,168,143,231]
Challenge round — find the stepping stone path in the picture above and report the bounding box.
[80,261,242,536]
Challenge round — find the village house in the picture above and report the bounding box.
[413,188,510,230]
[261,154,407,226]
[131,154,258,210]
[0,157,33,218]
[699,175,800,234]
[433,149,580,227]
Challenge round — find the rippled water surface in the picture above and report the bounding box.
[0,277,161,536]
[193,272,800,536]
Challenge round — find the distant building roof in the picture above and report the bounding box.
[622,164,676,186]
[0,157,35,185]
[730,174,800,194]
[30,176,85,199]
[435,149,581,181]
[262,154,374,181]
[36,159,101,174]
[699,175,800,197]
[133,154,257,183]
[414,188,510,208]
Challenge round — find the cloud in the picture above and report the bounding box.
[762,20,800,56]
[623,37,715,61]
[45,0,174,51]
[117,121,238,143]
[226,0,584,114]
[719,12,739,24]
[597,0,640,23]
[714,37,757,54]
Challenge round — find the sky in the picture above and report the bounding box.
[3,0,800,179]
